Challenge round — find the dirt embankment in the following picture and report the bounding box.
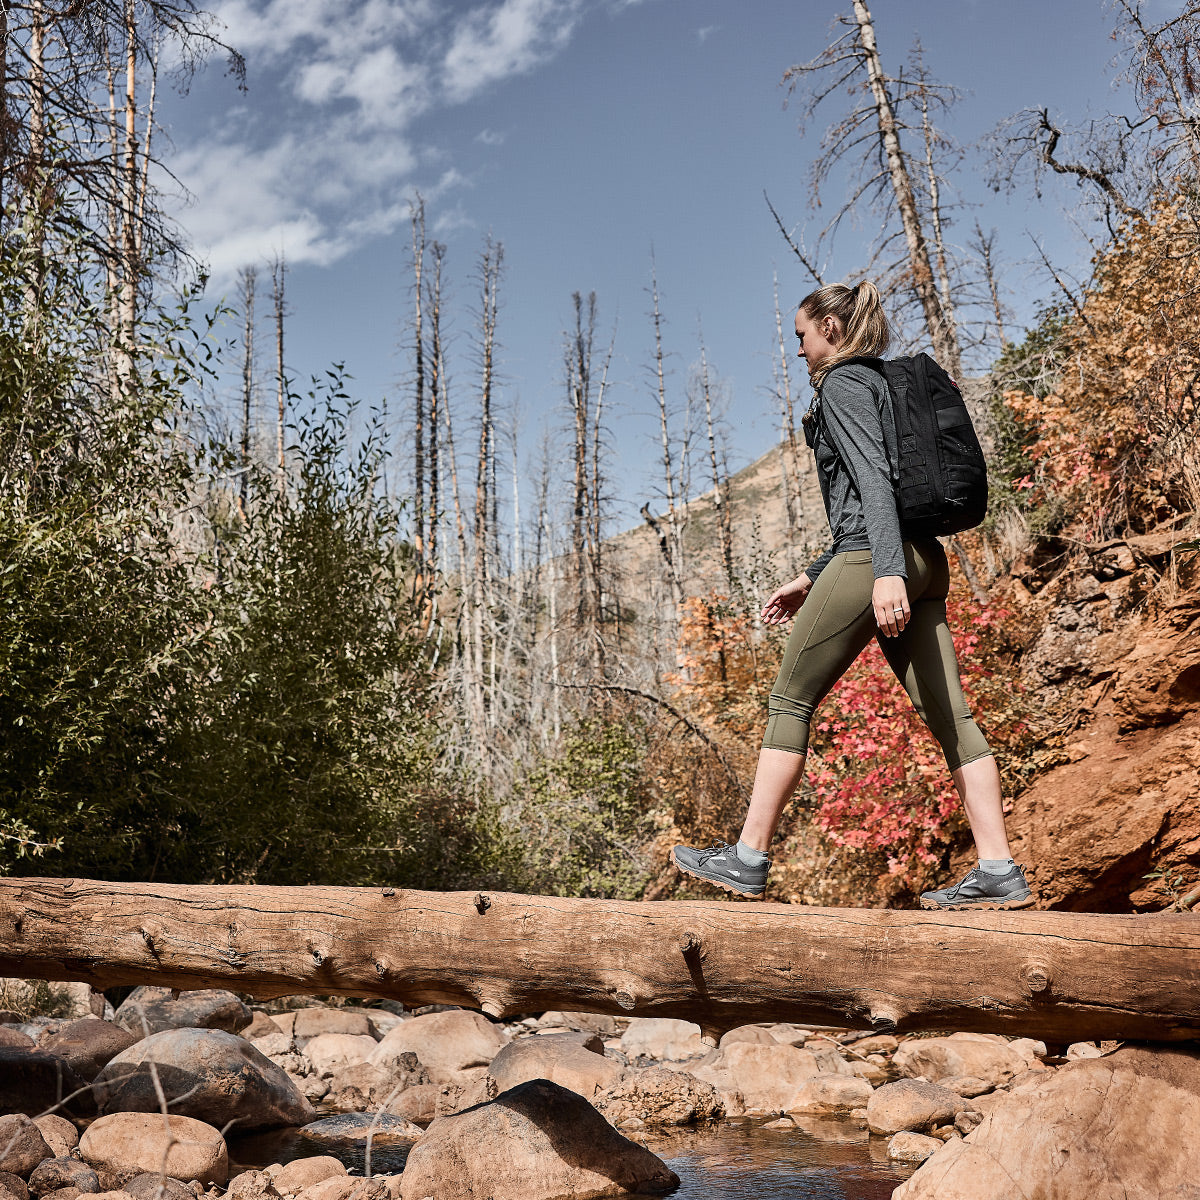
[971,526,1200,912]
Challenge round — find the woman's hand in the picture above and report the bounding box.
[873,575,910,638]
[761,573,814,625]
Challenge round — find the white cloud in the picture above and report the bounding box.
[442,0,584,102]
[476,128,507,145]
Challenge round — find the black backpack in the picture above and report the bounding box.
[821,353,988,539]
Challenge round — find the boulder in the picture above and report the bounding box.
[888,1132,943,1164]
[593,1067,723,1127]
[618,1018,706,1062]
[534,1013,617,1036]
[113,990,250,1038]
[368,1012,505,1086]
[785,1075,874,1114]
[382,1085,454,1127]
[0,1029,34,1050]
[397,1079,678,1200]
[892,1033,1028,1087]
[123,1176,192,1200]
[78,1114,227,1186]
[689,1043,820,1114]
[866,1079,971,1136]
[807,1044,855,1076]
[0,1119,53,1178]
[302,1035,377,1079]
[224,1171,280,1200]
[717,1026,776,1048]
[849,1060,889,1087]
[529,1030,605,1054]
[42,1021,140,1081]
[939,1076,993,1098]
[94,1029,314,1132]
[269,1158,345,1196]
[486,1035,620,1099]
[325,1058,430,1113]
[298,1114,423,1149]
[295,1181,385,1200]
[852,1034,899,1055]
[0,1172,29,1200]
[26,1160,98,1197]
[292,1010,377,1043]
[241,1013,279,1041]
[29,1121,76,1161]
[38,1190,79,1200]
[893,1048,1200,1199]
[0,1048,93,1118]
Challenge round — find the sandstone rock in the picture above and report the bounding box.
[291,1011,376,1044]
[762,1024,812,1047]
[381,1084,458,1127]
[241,1014,279,1041]
[250,1034,295,1060]
[0,1172,29,1200]
[368,1012,505,1086]
[785,1075,873,1114]
[1066,1040,1104,1060]
[113,990,250,1038]
[593,1066,723,1127]
[893,1033,1027,1086]
[0,1048,93,1118]
[852,1034,899,1055]
[866,1079,970,1135]
[297,1114,423,1148]
[267,1014,297,1038]
[325,1058,430,1113]
[533,1012,617,1036]
[689,1043,821,1114]
[294,1180,384,1200]
[37,1189,78,1200]
[270,1158,345,1196]
[893,1048,1200,1199]
[94,1029,314,1132]
[78,1115,227,1186]
[302,1035,377,1079]
[849,1060,889,1087]
[397,1079,678,1200]
[1008,1037,1047,1063]
[27,1160,99,1197]
[0,1029,34,1050]
[223,1171,279,1200]
[717,1026,776,1048]
[807,1044,855,1076]
[938,1076,993,1098]
[0,1116,53,1178]
[29,1121,76,1161]
[888,1132,942,1164]
[619,1018,707,1062]
[486,1034,620,1098]
[42,1021,140,1081]
[123,1175,194,1200]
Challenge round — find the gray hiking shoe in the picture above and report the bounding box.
[920,864,1035,911]
[672,841,769,898]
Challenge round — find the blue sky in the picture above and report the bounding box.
[155,0,1135,544]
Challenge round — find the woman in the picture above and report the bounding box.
[672,281,1033,910]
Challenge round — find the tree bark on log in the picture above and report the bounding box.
[1,878,1198,1044]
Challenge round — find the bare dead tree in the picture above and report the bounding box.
[696,333,734,589]
[271,254,288,486]
[566,290,597,631]
[237,265,256,518]
[425,241,446,579]
[971,222,1010,352]
[772,274,803,560]
[409,197,429,603]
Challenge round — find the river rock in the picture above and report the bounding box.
[297,1114,423,1148]
[849,1059,889,1087]
[939,1075,993,1098]
[123,1175,193,1200]
[892,1034,1028,1087]
[29,1121,76,1161]
[382,1084,457,1126]
[689,1043,821,1113]
[888,1132,943,1164]
[292,1011,377,1044]
[303,1035,377,1079]
[0,1029,35,1050]
[113,990,251,1038]
[894,1047,1200,1199]
[325,1058,430,1112]
[242,1013,279,1041]
[619,1018,706,1062]
[94,1029,314,1131]
[786,1075,874,1114]
[270,1158,346,1196]
[593,1066,723,1127]
[397,1079,678,1200]
[0,1118,53,1178]
[368,1011,505,1085]
[78,1114,227,1186]
[486,1034,620,1098]
[866,1079,971,1135]
[0,1048,93,1118]
[0,1172,29,1200]
[224,1170,280,1200]
[27,1160,98,1197]
[807,1044,855,1076]
[42,1021,140,1081]
[534,1012,617,1036]
[295,1180,385,1200]
[853,1034,899,1055]
[718,1026,776,1048]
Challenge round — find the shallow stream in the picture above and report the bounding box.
[230,1115,917,1199]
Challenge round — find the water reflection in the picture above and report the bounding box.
[230,1115,916,1199]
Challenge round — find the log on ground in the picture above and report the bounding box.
[0,877,1198,1043]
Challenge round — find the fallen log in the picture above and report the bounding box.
[1,877,1198,1044]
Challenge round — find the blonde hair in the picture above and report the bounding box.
[800,281,891,387]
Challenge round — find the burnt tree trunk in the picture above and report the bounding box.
[1,878,1198,1045]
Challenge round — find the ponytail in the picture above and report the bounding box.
[799,281,892,388]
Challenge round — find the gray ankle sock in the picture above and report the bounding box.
[979,858,1015,875]
[736,840,769,867]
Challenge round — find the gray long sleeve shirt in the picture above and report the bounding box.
[803,361,906,582]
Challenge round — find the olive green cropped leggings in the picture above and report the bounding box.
[762,540,992,771]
